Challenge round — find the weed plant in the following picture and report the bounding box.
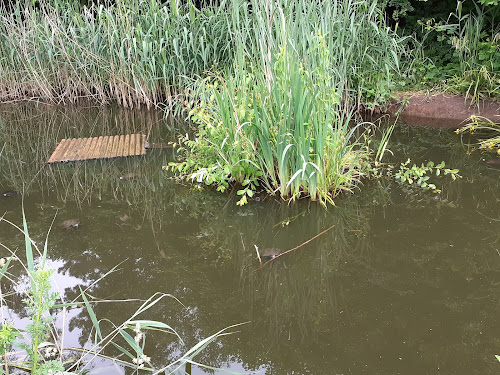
[456,115,500,152]
[441,2,500,101]
[400,2,499,102]
[0,212,238,374]
[169,0,406,205]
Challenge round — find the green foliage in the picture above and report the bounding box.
[399,1,499,101]
[0,0,411,112]
[478,0,499,6]
[0,0,235,112]
[393,159,461,193]
[0,322,17,355]
[169,0,407,205]
[456,115,500,152]
[19,268,59,375]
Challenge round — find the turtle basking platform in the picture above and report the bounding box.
[47,134,147,163]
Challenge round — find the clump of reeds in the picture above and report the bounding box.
[169,0,405,205]
[0,0,234,111]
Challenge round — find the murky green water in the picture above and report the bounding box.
[1,105,499,374]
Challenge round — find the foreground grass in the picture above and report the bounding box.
[0,212,240,374]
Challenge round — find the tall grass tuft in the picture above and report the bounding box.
[436,2,500,102]
[0,0,234,111]
[170,0,405,205]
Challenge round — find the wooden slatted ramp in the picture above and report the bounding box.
[48,134,147,163]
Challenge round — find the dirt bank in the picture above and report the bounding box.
[385,93,500,128]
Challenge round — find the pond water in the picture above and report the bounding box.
[1,105,499,374]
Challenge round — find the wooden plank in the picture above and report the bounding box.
[116,135,124,157]
[123,134,130,157]
[135,134,140,156]
[60,138,77,162]
[111,135,120,157]
[94,136,105,159]
[74,138,86,161]
[79,137,93,160]
[129,134,137,157]
[85,137,97,160]
[141,134,147,155]
[48,138,69,163]
[60,139,74,161]
[138,134,145,155]
[47,134,148,163]
[72,137,85,161]
[97,137,113,159]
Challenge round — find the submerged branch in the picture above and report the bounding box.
[254,224,335,272]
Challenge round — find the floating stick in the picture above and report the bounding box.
[254,224,335,272]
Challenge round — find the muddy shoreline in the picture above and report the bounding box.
[384,92,500,128]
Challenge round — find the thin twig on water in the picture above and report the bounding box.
[254,224,335,272]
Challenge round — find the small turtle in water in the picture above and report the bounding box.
[2,190,18,197]
[261,248,281,260]
[60,219,80,229]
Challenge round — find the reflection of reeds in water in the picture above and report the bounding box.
[186,199,379,342]
[0,104,185,228]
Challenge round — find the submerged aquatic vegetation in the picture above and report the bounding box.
[168,0,406,205]
[0,212,241,374]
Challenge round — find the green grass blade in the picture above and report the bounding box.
[80,288,103,341]
[22,200,35,287]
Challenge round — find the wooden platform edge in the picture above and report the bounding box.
[47,134,148,164]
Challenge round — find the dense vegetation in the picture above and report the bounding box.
[0,0,496,204]
[393,0,499,101]
[168,0,407,205]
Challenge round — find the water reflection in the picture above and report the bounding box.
[1,106,500,374]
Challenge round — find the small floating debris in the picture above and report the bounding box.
[60,219,80,229]
[47,134,147,163]
[119,214,130,222]
[483,158,500,166]
[2,190,18,197]
[145,141,169,149]
[119,173,137,181]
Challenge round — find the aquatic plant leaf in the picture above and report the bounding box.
[111,341,135,360]
[80,288,103,341]
[42,215,57,269]
[22,203,35,288]
[0,254,14,281]
[127,320,179,336]
[118,328,143,356]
